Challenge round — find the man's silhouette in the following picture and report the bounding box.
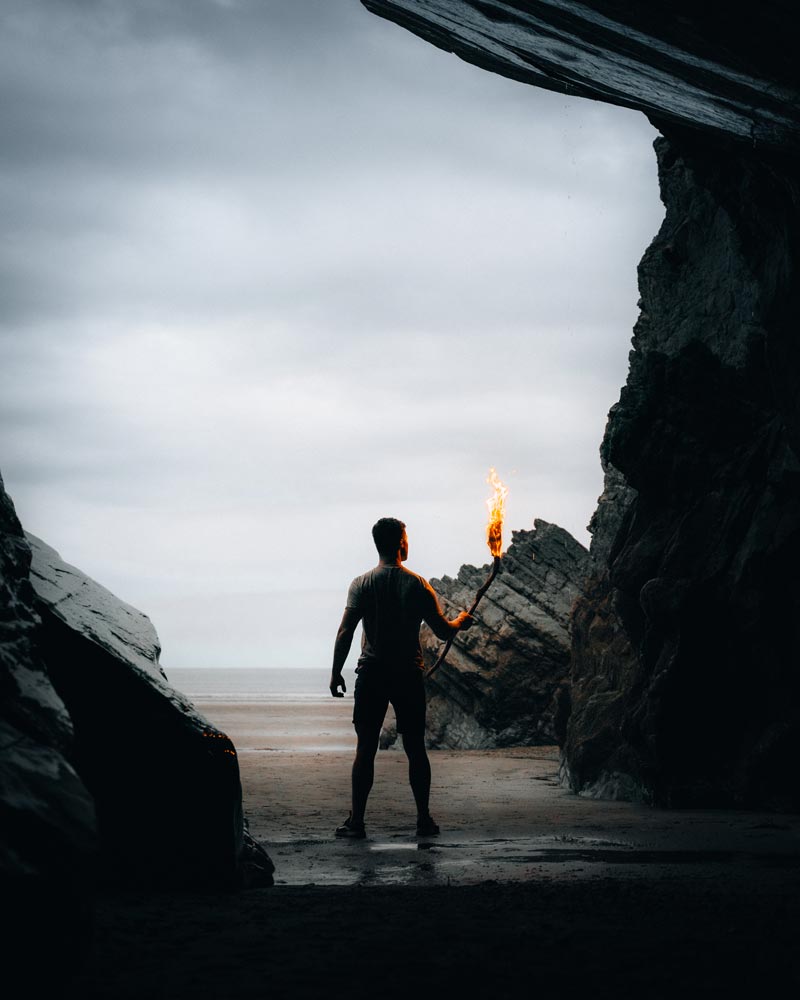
[329,517,472,838]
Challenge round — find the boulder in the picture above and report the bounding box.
[0,475,97,987]
[382,521,589,748]
[26,533,273,887]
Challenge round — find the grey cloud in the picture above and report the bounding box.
[1,0,661,339]
[1,0,662,667]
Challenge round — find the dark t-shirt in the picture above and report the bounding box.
[346,565,444,671]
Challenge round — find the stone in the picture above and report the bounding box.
[382,520,590,748]
[364,2,800,808]
[0,475,97,988]
[26,533,274,887]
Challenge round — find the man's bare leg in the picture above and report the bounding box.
[351,730,380,826]
[401,730,432,820]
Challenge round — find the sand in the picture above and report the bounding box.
[207,700,800,886]
[64,700,800,998]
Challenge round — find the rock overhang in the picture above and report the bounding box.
[361,0,800,154]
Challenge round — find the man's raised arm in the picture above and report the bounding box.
[422,584,473,641]
[329,607,361,697]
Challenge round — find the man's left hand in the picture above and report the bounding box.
[330,671,346,698]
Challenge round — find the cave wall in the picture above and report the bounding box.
[363,1,800,807]
[566,129,800,808]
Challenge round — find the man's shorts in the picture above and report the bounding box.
[352,665,426,739]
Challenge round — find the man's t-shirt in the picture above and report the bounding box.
[346,565,443,672]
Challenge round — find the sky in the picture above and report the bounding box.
[0,0,663,671]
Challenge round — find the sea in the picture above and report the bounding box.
[167,667,330,703]
[167,667,355,752]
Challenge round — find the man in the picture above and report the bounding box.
[329,517,473,839]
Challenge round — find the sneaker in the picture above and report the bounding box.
[416,814,440,837]
[335,815,366,839]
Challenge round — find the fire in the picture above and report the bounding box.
[485,467,509,557]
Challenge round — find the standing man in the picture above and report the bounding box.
[329,517,472,839]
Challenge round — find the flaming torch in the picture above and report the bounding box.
[426,468,508,679]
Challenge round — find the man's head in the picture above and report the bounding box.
[372,517,408,562]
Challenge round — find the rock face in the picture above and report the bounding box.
[26,533,273,887]
[0,477,97,986]
[565,131,800,809]
[383,521,589,748]
[364,3,800,808]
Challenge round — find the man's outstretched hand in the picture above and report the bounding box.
[453,611,474,631]
[330,671,347,698]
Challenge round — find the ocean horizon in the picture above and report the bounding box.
[167,666,331,703]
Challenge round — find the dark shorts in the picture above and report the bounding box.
[352,665,426,738]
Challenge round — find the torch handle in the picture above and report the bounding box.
[425,556,501,680]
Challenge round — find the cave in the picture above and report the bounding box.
[362,0,800,809]
[1,2,798,993]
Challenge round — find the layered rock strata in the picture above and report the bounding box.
[364,1,800,807]
[383,521,589,748]
[26,533,273,887]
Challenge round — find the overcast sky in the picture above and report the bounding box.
[1,0,663,671]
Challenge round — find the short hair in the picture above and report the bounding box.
[372,517,406,558]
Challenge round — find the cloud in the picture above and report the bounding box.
[0,1,663,667]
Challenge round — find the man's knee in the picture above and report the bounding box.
[355,728,381,759]
[401,730,428,758]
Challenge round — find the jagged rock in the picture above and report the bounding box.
[0,476,97,987]
[382,521,589,748]
[26,533,273,888]
[365,3,800,808]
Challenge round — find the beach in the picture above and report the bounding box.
[66,687,800,997]
[201,698,800,887]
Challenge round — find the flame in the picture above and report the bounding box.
[485,467,508,557]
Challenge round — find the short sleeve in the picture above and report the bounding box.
[345,576,362,611]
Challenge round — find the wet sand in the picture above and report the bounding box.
[209,700,800,887]
[66,700,800,998]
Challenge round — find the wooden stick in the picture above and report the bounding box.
[425,555,501,679]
